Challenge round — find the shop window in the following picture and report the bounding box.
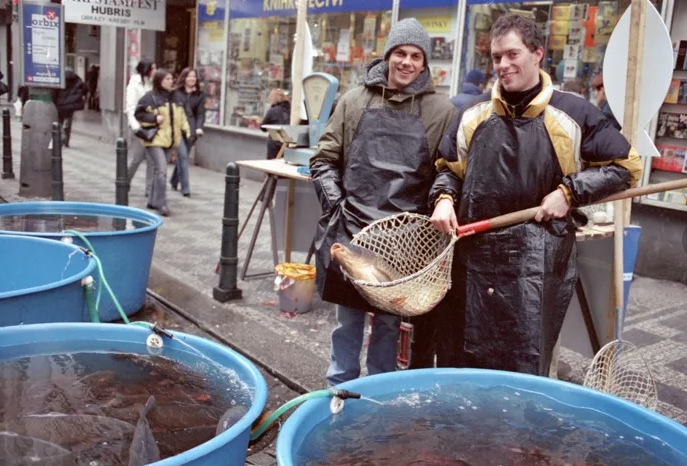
[647,0,687,211]
[197,0,229,126]
[223,0,393,130]
[459,0,662,99]
[400,0,459,96]
[309,10,393,98]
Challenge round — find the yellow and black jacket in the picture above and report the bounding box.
[135,89,190,149]
[429,70,642,376]
[430,70,642,209]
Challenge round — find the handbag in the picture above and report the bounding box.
[135,126,159,142]
[135,92,161,142]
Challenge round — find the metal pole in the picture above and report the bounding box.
[51,121,64,201]
[213,162,243,302]
[115,137,129,206]
[1,108,14,179]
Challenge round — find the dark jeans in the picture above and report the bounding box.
[409,248,462,369]
[170,138,191,194]
[59,112,73,146]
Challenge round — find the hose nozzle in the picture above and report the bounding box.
[329,388,362,400]
[151,323,174,339]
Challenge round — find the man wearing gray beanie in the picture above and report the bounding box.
[310,18,457,387]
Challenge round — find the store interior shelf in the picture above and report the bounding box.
[649,170,687,184]
[640,198,687,212]
[661,103,687,112]
[638,170,687,212]
[655,136,687,146]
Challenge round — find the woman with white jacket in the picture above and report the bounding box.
[126,59,157,196]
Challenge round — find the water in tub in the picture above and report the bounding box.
[0,213,153,233]
[0,347,252,465]
[295,383,687,466]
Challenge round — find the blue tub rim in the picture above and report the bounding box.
[0,201,162,238]
[276,368,687,466]
[0,234,97,299]
[0,322,268,466]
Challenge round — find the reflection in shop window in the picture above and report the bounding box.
[224,1,393,130]
[197,0,228,126]
[400,0,460,96]
[460,0,662,102]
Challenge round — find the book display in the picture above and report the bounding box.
[197,0,228,126]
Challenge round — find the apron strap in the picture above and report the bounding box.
[366,88,388,109]
[367,88,423,116]
[366,93,376,108]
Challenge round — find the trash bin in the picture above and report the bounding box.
[274,263,316,314]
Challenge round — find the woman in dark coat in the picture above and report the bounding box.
[171,67,206,197]
[261,89,291,159]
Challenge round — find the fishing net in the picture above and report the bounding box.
[583,340,658,411]
[341,213,457,317]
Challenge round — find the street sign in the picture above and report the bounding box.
[19,1,64,88]
[62,0,166,31]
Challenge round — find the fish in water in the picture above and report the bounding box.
[128,395,160,466]
[330,243,399,284]
[3,413,135,450]
[215,405,248,436]
[0,430,74,466]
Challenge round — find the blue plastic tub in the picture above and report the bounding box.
[0,202,162,321]
[277,368,687,466]
[0,323,268,466]
[0,234,97,326]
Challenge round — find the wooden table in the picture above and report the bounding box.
[235,159,312,280]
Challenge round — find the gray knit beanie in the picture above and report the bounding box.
[383,18,432,65]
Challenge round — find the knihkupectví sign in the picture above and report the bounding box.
[62,0,166,31]
[20,1,65,88]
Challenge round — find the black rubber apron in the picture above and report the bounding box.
[314,92,433,313]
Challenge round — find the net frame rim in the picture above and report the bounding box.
[338,212,458,288]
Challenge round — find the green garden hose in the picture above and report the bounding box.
[64,229,129,324]
[249,388,361,441]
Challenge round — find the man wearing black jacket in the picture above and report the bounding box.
[52,68,87,147]
[429,15,642,375]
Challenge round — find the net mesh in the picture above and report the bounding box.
[583,340,658,411]
[342,213,457,317]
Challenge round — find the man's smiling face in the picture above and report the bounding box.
[387,45,425,90]
[491,30,543,92]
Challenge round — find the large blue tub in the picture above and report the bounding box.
[0,234,97,326]
[0,323,268,466]
[0,202,162,321]
[277,369,687,466]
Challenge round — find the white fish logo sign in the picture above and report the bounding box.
[603,0,674,158]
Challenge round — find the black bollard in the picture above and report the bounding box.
[51,122,64,201]
[115,138,129,206]
[1,108,14,179]
[213,162,243,302]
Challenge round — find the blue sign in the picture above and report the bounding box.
[20,1,64,88]
[230,0,393,18]
[229,0,557,18]
[401,0,457,7]
[199,0,227,22]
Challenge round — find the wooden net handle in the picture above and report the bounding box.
[459,178,687,235]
